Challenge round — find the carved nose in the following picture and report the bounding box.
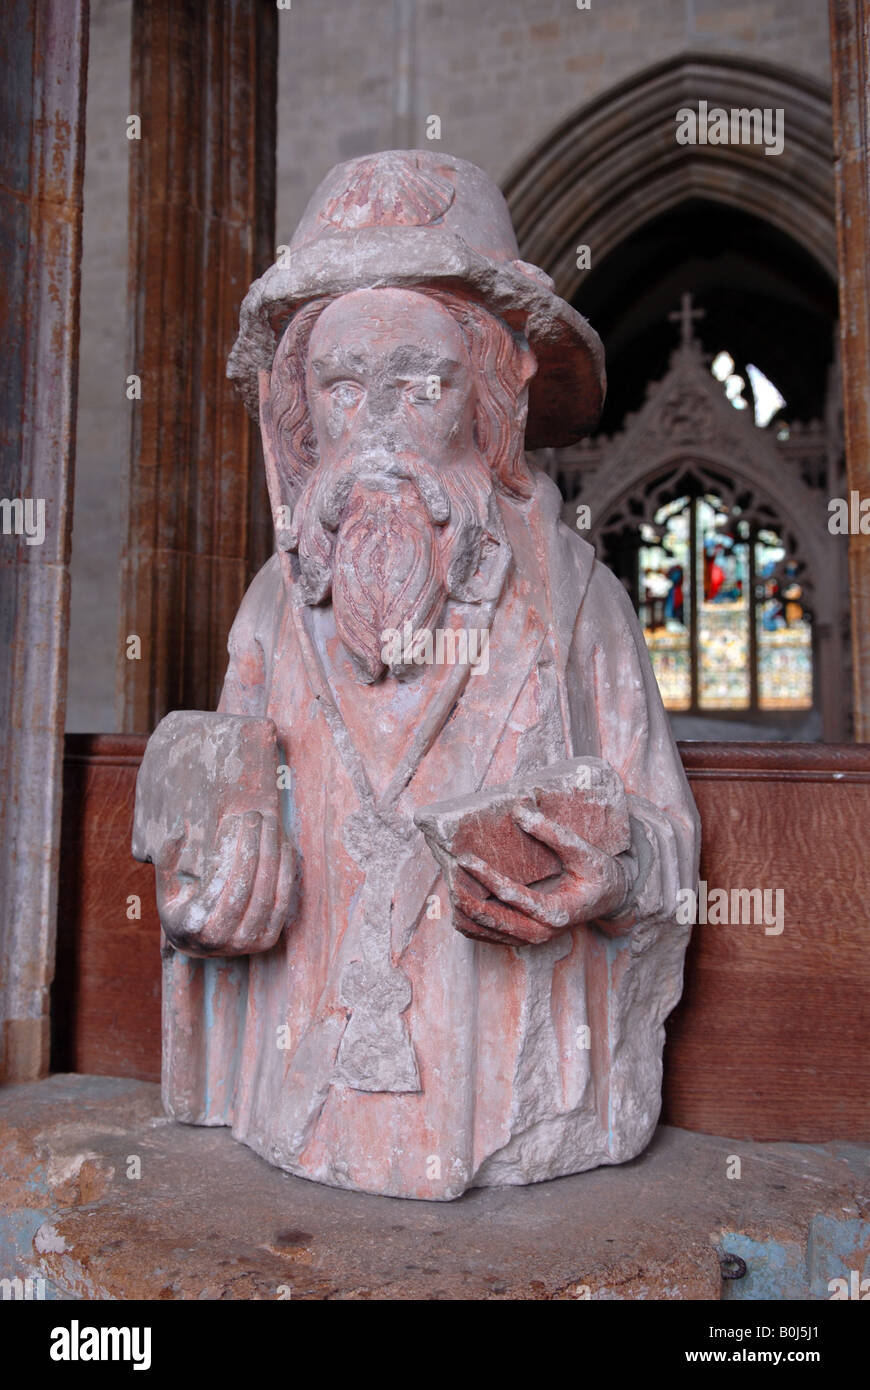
[357,397,402,453]
[366,383,403,422]
[369,382,394,408]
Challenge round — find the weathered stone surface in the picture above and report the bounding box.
[133,149,700,1199]
[415,756,633,942]
[0,0,88,1084]
[57,736,870,1144]
[415,755,630,885]
[2,1076,868,1301]
[133,712,293,957]
[227,150,605,448]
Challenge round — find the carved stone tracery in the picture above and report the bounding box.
[534,332,848,738]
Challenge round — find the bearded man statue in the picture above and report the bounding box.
[132,151,700,1200]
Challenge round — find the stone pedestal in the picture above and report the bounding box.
[1,1075,867,1300]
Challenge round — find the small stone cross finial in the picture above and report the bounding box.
[669,292,705,347]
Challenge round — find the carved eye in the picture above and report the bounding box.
[405,378,441,405]
[330,381,363,408]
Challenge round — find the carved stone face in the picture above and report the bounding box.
[305,288,477,472]
[289,287,511,682]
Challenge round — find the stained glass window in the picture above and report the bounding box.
[639,498,692,709]
[755,530,813,710]
[638,492,813,714]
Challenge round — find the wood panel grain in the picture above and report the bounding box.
[54,736,162,1081]
[117,0,277,732]
[663,753,870,1140]
[55,736,870,1139]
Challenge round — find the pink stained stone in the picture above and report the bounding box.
[133,150,700,1199]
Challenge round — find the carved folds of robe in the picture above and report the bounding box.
[161,474,699,1200]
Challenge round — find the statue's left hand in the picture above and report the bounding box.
[448,799,639,946]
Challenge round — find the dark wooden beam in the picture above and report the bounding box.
[830,1,870,739]
[117,0,277,733]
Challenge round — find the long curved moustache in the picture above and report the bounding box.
[288,450,510,682]
[289,451,448,606]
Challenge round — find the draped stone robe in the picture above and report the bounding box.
[162,472,699,1200]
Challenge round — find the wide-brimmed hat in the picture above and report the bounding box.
[227,150,605,449]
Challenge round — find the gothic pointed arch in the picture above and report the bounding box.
[503,52,835,300]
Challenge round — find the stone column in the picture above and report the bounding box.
[0,0,88,1081]
[117,0,277,733]
[830,1,870,739]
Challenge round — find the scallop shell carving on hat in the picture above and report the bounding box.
[321,153,455,230]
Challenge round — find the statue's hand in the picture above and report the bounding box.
[450,798,637,946]
[153,809,294,957]
[132,710,295,957]
[416,755,641,948]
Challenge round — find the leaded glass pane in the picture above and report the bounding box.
[756,534,813,709]
[697,497,750,709]
[639,498,691,710]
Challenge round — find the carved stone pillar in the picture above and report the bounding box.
[0,0,88,1081]
[117,0,277,733]
[830,1,870,739]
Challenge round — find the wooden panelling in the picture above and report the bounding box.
[54,736,162,1082]
[663,742,870,1140]
[55,736,870,1139]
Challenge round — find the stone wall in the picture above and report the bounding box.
[67,0,131,731]
[275,0,832,240]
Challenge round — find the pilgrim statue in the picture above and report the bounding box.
[133,151,700,1200]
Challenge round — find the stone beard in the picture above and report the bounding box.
[134,150,699,1201]
[280,290,521,683]
[292,449,504,683]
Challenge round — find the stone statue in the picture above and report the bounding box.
[132,151,700,1200]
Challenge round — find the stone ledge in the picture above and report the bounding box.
[0,1075,868,1300]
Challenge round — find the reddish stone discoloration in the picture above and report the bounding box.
[415,757,632,943]
[134,150,699,1198]
[134,712,294,958]
[0,0,88,1084]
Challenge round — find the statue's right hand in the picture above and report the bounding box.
[132,710,295,958]
[153,809,294,957]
